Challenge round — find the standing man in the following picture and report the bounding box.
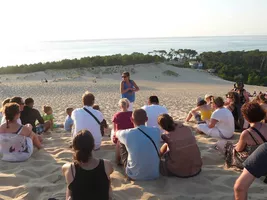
[71,91,104,150]
[142,96,168,130]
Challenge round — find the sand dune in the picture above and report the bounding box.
[0,64,266,200]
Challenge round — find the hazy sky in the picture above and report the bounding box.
[0,0,266,42]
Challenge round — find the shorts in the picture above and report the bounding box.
[119,142,128,168]
[36,125,44,135]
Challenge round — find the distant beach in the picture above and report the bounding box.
[1,35,267,67]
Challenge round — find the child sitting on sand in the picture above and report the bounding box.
[93,104,108,136]
[185,97,213,123]
[42,105,63,131]
[64,108,74,132]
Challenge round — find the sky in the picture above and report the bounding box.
[0,0,266,42]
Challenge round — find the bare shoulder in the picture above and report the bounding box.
[240,129,250,139]
[103,159,114,175]
[62,163,72,174]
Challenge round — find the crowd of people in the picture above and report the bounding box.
[1,74,267,199]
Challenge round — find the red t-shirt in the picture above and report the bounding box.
[112,111,134,131]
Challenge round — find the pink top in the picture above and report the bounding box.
[112,111,134,131]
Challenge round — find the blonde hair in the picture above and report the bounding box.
[43,105,52,114]
[118,98,129,109]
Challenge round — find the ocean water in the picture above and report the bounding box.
[1,35,267,67]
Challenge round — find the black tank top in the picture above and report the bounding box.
[68,159,110,200]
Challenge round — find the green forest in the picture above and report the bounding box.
[0,49,267,86]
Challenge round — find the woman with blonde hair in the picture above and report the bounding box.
[112,98,134,165]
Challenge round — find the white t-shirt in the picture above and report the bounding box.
[142,104,168,128]
[211,108,235,138]
[71,106,104,149]
[1,115,22,125]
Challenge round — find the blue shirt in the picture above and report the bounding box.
[117,125,161,180]
[121,80,135,103]
[64,115,74,132]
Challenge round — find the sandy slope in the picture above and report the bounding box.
[0,64,266,200]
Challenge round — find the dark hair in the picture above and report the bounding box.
[43,105,52,114]
[197,99,207,107]
[149,96,159,104]
[157,114,175,132]
[122,72,130,77]
[25,98,34,105]
[82,91,95,106]
[133,109,147,125]
[213,97,224,108]
[92,104,100,110]
[66,107,73,115]
[73,130,95,163]
[10,97,24,105]
[226,92,240,104]
[3,103,20,128]
[241,102,266,123]
[256,94,267,104]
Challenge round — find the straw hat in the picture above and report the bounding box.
[205,94,213,100]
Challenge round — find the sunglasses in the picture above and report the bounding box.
[121,76,127,78]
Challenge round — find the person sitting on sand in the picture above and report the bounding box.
[42,105,63,131]
[0,98,10,123]
[62,130,114,200]
[0,103,43,161]
[204,94,214,107]
[225,92,243,130]
[141,96,168,130]
[64,108,74,132]
[232,82,249,105]
[197,97,235,139]
[234,143,267,200]
[255,94,267,122]
[158,114,202,177]
[20,98,51,134]
[217,102,267,170]
[1,97,24,125]
[116,109,161,180]
[120,71,139,111]
[185,97,212,123]
[71,92,104,150]
[112,98,134,164]
[92,104,108,136]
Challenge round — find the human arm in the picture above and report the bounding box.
[62,163,74,200]
[234,169,255,200]
[132,80,139,92]
[120,81,132,94]
[208,118,218,128]
[235,130,248,152]
[36,110,44,124]
[160,143,168,157]
[244,91,250,103]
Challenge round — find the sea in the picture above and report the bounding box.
[1,35,267,67]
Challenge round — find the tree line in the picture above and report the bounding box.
[1,49,267,86]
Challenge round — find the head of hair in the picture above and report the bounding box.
[226,91,240,104]
[197,99,207,107]
[235,81,244,89]
[2,98,10,107]
[82,91,95,106]
[122,71,130,77]
[213,97,224,108]
[3,103,20,127]
[25,98,34,106]
[10,97,23,105]
[241,102,266,123]
[256,94,267,104]
[118,98,129,109]
[157,114,176,132]
[92,104,100,110]
[149,96,159,104]
[132,109,147,125]
[43,105,52,114]
[72,130,95,164]
[66,107,73,115]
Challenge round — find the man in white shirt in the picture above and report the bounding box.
[71,91,104,149]
[142,96,168,129]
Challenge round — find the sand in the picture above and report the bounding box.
[0,63,266,200]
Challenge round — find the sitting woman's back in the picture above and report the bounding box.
[62,130,113,200]
[158,114,202,177]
